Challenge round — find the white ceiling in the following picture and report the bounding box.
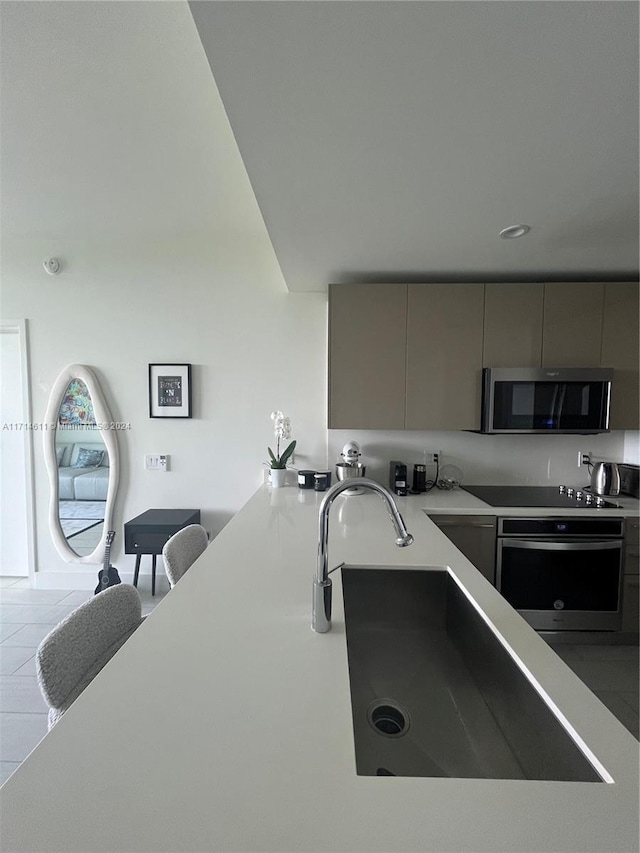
[0,1,264,245]
[190,0,639,292]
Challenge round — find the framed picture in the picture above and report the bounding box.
[149,364,192,418]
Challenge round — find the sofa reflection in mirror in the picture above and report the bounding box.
[44,365,119,563]
[56,434,108,555]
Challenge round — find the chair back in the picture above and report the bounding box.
[36,584,143,728]
[162,524,208,587]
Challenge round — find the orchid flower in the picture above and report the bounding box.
[268,411,296,469]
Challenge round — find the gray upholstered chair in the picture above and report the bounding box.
[162,524,208,588]
[36,584,143,729]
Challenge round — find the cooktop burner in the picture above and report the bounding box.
[462,485,621,509]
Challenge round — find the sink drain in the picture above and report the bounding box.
[367,700,410,738]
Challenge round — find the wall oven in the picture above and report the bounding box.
[496,517,625,631]
[481,367,613,434]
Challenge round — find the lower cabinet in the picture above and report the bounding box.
[428,515,497,584]
[622,576,639,634]
[622,519,639,635]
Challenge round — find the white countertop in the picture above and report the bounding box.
[1,484,638,852]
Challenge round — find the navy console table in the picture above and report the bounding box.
[124,509,201,595]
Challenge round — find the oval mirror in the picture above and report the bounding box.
[43,364,119,563]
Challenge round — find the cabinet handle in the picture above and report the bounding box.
[436,522,495,529]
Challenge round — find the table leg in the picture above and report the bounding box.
[133,554,141,588]
[151,554,156,596]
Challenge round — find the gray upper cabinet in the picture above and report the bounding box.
[601,282,639,430]
[542,282,604,366]
[483,284,543,367]
[406,285,484,430]
[328,281,638,431]
[328,283,407,429]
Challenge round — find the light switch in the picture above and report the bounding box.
[145,454,169,471]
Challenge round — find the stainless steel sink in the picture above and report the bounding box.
[341,566,604,781]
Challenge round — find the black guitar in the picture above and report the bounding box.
[94,530,121,594]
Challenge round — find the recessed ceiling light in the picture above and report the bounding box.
[499,224,531,239]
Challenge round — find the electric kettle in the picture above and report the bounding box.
[590,462,621,496]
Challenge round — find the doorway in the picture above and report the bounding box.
[0,320,35,577]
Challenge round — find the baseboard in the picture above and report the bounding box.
[32,570,146,590]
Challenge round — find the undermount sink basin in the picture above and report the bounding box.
[341,566,605,782]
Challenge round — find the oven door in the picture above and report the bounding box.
[496,538,623,631]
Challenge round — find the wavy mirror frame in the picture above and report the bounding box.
[43,364,120,563]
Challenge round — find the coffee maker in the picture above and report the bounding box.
[389,461,408,496]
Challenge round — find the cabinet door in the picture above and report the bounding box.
[622,576,639,635]
[624,518,639,576]
[601,282,640,430]
[542,283,604,366]
[328,283,407,429]
[483,284,543,367]
[429,515,497,583]
[406,284,484,429]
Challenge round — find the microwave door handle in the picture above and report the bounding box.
[548,384,560,427]
[555,383,567,428]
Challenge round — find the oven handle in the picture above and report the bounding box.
[498,538,623,551]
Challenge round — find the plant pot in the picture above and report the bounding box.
[270,468,286,488]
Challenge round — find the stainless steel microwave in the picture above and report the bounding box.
[481,367,613,434]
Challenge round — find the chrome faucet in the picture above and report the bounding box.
[312,477,414,633]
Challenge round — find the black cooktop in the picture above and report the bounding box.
[462,485,621,509]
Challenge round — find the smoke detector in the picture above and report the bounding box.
[43,258,62,275]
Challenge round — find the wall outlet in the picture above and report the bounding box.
[425,452,440,464]
[579,452,591,467]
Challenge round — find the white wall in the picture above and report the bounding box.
[623,432,640,465]
[0,2,328,586]
[1,241,328,586]
[1,236,328,585]
[328,429,627,489]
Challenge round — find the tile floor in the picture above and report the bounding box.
[545,641,639,740]
[0,576,637,789]
[0,574,169,786]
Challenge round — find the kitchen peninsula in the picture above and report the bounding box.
[1,485,638,853]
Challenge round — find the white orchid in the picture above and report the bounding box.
[271,410,292,440]
[268,411,296,469]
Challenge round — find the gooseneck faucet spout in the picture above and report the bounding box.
[312,478,414,633]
